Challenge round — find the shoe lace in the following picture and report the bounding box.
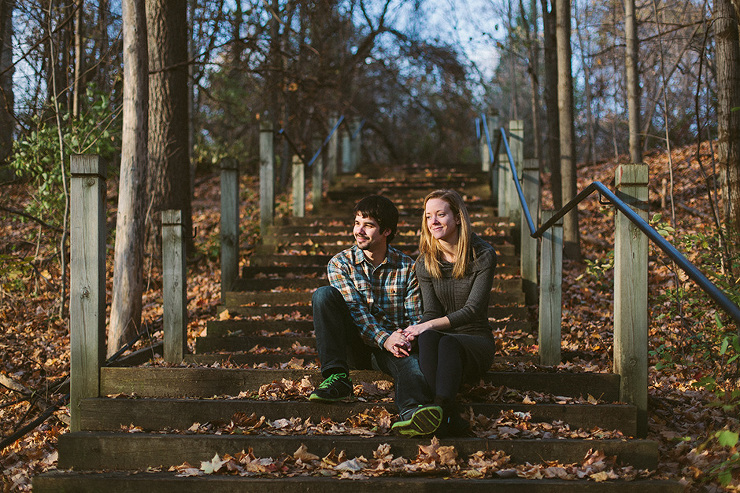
[318,373,346,389]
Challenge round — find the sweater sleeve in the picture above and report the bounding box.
[416,257,446,323]
[446,246,496,328]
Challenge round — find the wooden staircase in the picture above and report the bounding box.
[33,164,683,491]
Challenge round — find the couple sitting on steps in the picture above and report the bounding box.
[309,191,497,437]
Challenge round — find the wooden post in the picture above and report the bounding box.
[351,117,362,172]
[162,210,187,364]
[614,164,649,437]
[259,120,274,233]
[327,113,338,183]
[480,115,491,173]
[498,151,509,218]
[489,117,500,203]
[341,125,351,173]
[292,155,305,217]
[508,120,524,221]
[70,155,107,432]
[539,210,563,366]
[521,158,540,305]
[220,160,239,299]
[312,138,323,210]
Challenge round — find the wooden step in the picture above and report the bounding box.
[205,316,532,336]
[221,285,525,307]
[195,335,315,353]
[32,471,687,493]
[265,224,511,235]
[183,352,320,366]
[269,243,517,258]
[247,253,521,267]
[77,398,637,434]
[217,302,529,320]
[228,276,523,294]
[240,265,327,277]
[99,368,622,401]
[206,319,315,336]
[55,432,660,470]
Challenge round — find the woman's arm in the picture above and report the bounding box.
[403,258,450,340]
[445,247,496,328]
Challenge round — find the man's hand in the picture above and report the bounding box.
[383,329,411,358]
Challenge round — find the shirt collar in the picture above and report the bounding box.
[352,244,400,268]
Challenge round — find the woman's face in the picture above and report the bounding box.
[425,197,459,244]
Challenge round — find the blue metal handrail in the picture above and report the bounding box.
[485,124,740,327]
[306,115,346,168]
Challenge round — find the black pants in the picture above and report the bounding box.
[312,285,432,418]
[417,330,467,402]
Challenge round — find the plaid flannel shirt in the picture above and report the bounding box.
[327,245,421,349]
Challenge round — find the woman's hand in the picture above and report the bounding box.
[383,329,411,358]
[402,323,428,341]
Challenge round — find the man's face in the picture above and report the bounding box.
[353,213,390,251]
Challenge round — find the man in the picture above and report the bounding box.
[309,195,442,436]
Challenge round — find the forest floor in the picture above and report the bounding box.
[1,145,739,491]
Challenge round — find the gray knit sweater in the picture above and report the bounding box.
[415,234,497,338]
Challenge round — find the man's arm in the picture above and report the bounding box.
[327,256,390,349]
[404,264,422,326]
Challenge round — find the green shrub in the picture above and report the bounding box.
[10,86,121,225]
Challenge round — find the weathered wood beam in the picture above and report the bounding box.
[539,210,563,366]
[162,210,187,364]
[521,158,540,305]
[614,164,649,437]
[292,155,305,217]
[259,120,274,232]
[69,154,107,432]
[220,159,239,298]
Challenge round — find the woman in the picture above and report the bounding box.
[402,189,497,436]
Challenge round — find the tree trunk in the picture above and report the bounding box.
[716,0,740,237]
[146,0,192,251]
[556,0,580,259]
[108,0,148,356]
[541,0,561,208]
[94,0,110,92]
[575,0,595,166]
[0,0,14,165]
[522,0,543,170]
[72,0,83,119]
[624,0,641,163]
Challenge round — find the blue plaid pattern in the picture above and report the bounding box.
[326,245,421,348]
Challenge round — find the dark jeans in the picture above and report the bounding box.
[312,285,431,418]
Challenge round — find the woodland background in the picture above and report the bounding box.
[1,0,740,490]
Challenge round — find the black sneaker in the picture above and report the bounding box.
[391,405,443,436]
[309,372,353,402]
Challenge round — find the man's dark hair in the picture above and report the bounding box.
[354,195,399,243]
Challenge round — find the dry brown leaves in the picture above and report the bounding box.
[168,440,650,482]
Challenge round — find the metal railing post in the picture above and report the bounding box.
[614,164,649,437]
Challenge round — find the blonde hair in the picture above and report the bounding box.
[419,189,473,279]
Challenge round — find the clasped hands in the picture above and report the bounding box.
[383,324,429,358]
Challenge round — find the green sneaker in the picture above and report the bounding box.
[309,372,353,402]
[391,405,444,437]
